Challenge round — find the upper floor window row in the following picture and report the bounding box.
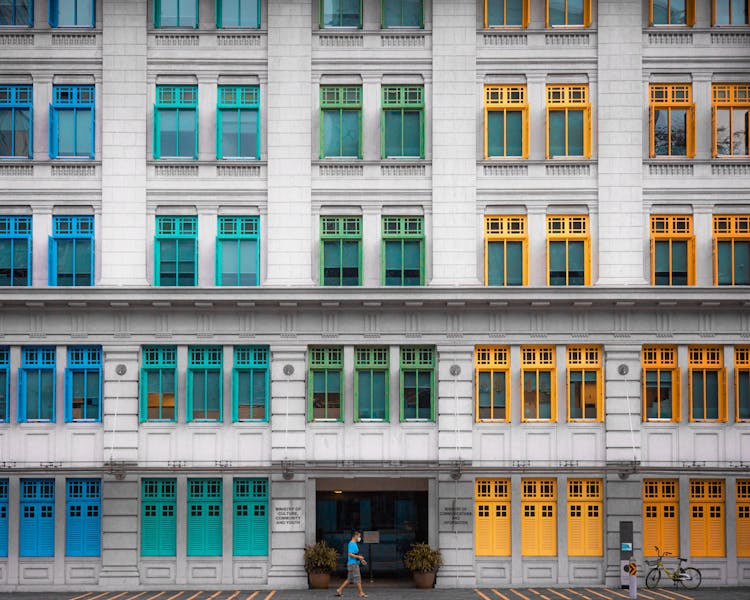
[0,1,94,27]
[154,0,259,28]
[650,1,749,26]
[321,0,423,29]
[484,1,592,28]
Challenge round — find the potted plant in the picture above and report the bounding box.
[304,540,339,589]
[403,542,443,589]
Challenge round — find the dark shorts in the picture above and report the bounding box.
[347,563,361,584]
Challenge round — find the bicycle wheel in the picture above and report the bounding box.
[645,568,661,589]
[679,567,701,589]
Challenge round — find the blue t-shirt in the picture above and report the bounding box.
[347,540,359,565]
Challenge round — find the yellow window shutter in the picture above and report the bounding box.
[711,107,717,158]
[674,368,682,422]
[719,368,728,422]
[649,237,656,285]
[583,0,592,28]
[568,506,584,556]
[544,0,550,28]
[495,503,511,555]
[686,0,696,26]
[662,504,680,556]
[649,0,654,26]
[738,505,750,558]
[541,505,557,556]
[587,504,603,556]
[475,504,492,556]
[644,505,659,554]
[690,505,706,556]
[521,504,537,555]
[584,105,592,158]
[522,0,530,28]
[523,106,530,158]
[708,505,726,557]
[688,236,696,285]
[545,108,551,159]
[687,105,696,158]
[712,238,718,285]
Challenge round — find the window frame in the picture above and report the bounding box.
[485,216,528,286]
[49,85,95,160]
[484,85,529,159]
[545,0,592,27]
[320,85,362,159]
[65,478,100,557]
[475,478,511,556]
[545,84,591,158]
[0,0,34,26]
[320,0,363,28]
[381,85,425,159]
[400,346,435,422]
[18,347,56,423]
[48,0,95,27]
[736,347,750,422]
[643,479,679,557]
[354,347,389,422]
[521,346,556,422]
[19,479,55,558]
[216,0,260,28]
[0,348,7,424]
[485,0,529,28]
[187,346,223,422]
[140,346,177,423]
[187,478,223,557]
[689,479,725,557]
[649,84,696,158]
[308,347,344,422]
[642,346,681,422]
[381,215,425,286]
[64,346,102,422]
[0,85,33,158]
[712,0,749,25]
[154,85,198,160]
[713,215,750,286]
[546,215,591,286]
[566,346,602,422]
[712,84,750,158]
[380,0,423,28]
[474,346,510,423]
[154,0,198,28]
[233,478,268,556]
[320,216,362,286]
[650,215,695,286]
[0,215,32,287]
[216,85,260,160]
[49,215,94,287]
[521,478,557,556]
[141,478,176,557]
[567,478,603,557]
[216,216,259,286]
[155,215,198,287]
[688,346,726,422]
[232,346,269,422]
[649,0,696,26]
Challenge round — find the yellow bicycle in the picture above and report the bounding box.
[645,546,702,589]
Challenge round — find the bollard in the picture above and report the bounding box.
[627,561,637,599]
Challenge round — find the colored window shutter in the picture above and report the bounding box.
[187,479,223,557]
[233,478,268,556]
[20,479,55,557]
[65,479,101,557]
[0,480,7,557]
[141,479,176,557]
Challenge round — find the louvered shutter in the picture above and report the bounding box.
[521,503,537,555]
[539,504,557,556]
[233,502,250,556]
[140,502,159,556]
[205,502,222,556]
[249,502,268,556]
[475,503,492,556]
[687,105,696,158]
[662,503,680,556]
[66,502,83,556]
[568,504,584,556]
[19,503,36,556]
[37,501,55,557]
[690,504,706,556]
[643,504,659,554]
[0,501,7,557]
[585,503,602,556]
[160,503,176,555]
[707,504,726,557]
[738,504,750,557]
[84,502,100,556]
[494,503,510,556]
[187,502,202,556]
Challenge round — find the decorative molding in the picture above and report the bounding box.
[70,313,87,339]
[381,33,425,48]
[216,164,261,177]
[154,313,171,338]
[545,33,589,46]
[318,33,364,48]
[238,312,256,338]
[363,313,380,338]
[52,164,96,178]
[489,312,505,338]
[546,163,590,177]
[0,164,33,177]
[196,313,214,338]
[154,164,199,177]
[29,313,45,339]
[571,312,589,338]
[0,33,34,46]
[51,33,96,47]
[280,313,296,338]
[711,32,750,46]
[483,33,527,47]
[319,163,364,177]
[113,313,131,339]
[483,164,528,177]
[381,163,426,177]
[698,313,715,338]
[712,163,750,177]
[656,312,672,338]
[446,313,463,339]
[404,313,421,338]
[154,33,199,47]
[613,310,631,338]
[321,313,338,338]
[648,32,693,45]
[530,312,546,338]
[217,34,261,47]
[648,163,694,177]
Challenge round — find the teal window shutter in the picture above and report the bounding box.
[141,479,176,557]
[155,216,198,287]
[0,85,33,157]
[187,479,223,557]
[233,478,268,556]
[19,479,55,557]
[19,347,56,423]
[216,216,260,286]
[155,86,198,159]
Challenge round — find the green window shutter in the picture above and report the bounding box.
[320,86,362,158]
[382,216,424,286]
[381,86,424,158]
[187,479,222,557]
[233,478,268,556]
[320,216,362,286]
[141,479,176,557]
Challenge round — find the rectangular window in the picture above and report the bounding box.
[155,215,197,287]
[0,479,7,558]
[154,0,197,27]
[19,347,55,422]
[521,479,556,556]
[546,0,591,27]
[49,215,94,287]
[738,480,750,558]
[381,86,424,158]
[650,84,695,158]
[0,348,7,423]
[232,346,268,422]
[737,347,750,421]
[141,479,176,557]
[154,85,198,159]
[713,84,749,157]
[475,479,511,556]
[217,0,259,28]
[690,479,725,557]
[0,215,32,287]
[308,347,343,422]
[521,346,556,422]
[216,216,259,286]
[485,216,527,286]
[547,215,590,286]
[320,86,362,159]
[475,346,510,422]
[382,216,424,286]
[642,346,680,421]
[49,85,94,159]
[187,347,222,422]
[568,479,602,556]
[688,346,726,422]
[321,0,361,27]
[485,85,528,159]
[546,84,591,158]
[187,478,222,557]
[400,346,434,421]
[713,215,750,286]
[0,85,32,158]
[486,0,528,27]
[355,347,389,421]
[65,346,101,422]
[567,346,602,422]
[650,215,695,286]
[49,0,93,26]
[382,0,422,27]
[321,216,361,286]
[217,86,259,159]
[0,0,33,25]
[713,0,749,24]
[20,479,55,557]
[65,479,100,557]
[233,478,268,556]
[140,346,177,422]
[650,0,695,25]
[643,479,679,556]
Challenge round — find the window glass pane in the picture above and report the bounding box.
[402,111,421,157]
[548,0,565,25]
[670,0,686,24]
[86,371,99,418]
[252,370,266,418]
[238,239,258,286]
[72,372,85,419]
[568,241,585,285]
[76,0,93,25]
[239,110,258,158]
[382,0,400,27]
[417,371,431,416]
[567,0,584,24]
[732,0,747,23]
[322,0,338,26]
[523,372,537,419]
[691,371,704,419]
[538,371,552,419]
[659,371,673,419]
[237,371,251,419]
[506,241,524,285]
[75,239,92,285]
[549,241,567,285]
[322,110,341,157]
[0,109,11,156]
[15,108,30,157]
[239,0,259,27]
[569,371,583,419]
[25,371,39,419]
[645,371,659,418]
[160,0,179,26]
[341,240,359,285]
[402,240,421,285]
[327,371,341,419]
[652,0,669,24]
[358,370,372,418]
[342,0,360,25]
[671,240,688,285]
[57,0,76,25]
[18,0,30,24]
[0,0,12,25]
[403,0,421,26]
[220,240,239,285]
[548,110,566,157]
[486,0,503,25]
[735,241,750,285]
[487,241,505,286]
[403,371,416,419]
[0,240,10,286]
[505,110,523,157]
[670,108,687,156]
[705,370,719,419]
[177,109,196,158]
[57,239,74,286]
[192,372,205,419]
[506,0,524,25]
[206,371,221,419]
[162,372,175,420]
[739,371,750,420]
[13,238,29,285]
[159,110,178,158]
[384,110,402,157]
[41,371,54,419]
[715,0,730,24]
[340,110,360,157]
[371,371,386,419]
[223,0,239,25]
[178,0,197,26]
[221,110,239,158]
[177,239,195,286]
[732,108,748,156]
[76,109,92,156]
[312,371,326,419]
[716,109,730,155]
[384,240,402,285]
[487,111,505,157]
[57,110,75,156]
[494,372,507,416]
[159,239,176,285]
[654,240,670,285]
[322,240,341,286]
[653,109,669,156]
[567,109,584,156]
[717,241,732,285]
[478,371,491,420]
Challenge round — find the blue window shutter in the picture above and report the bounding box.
[0,481,8,558]
[64,368,72,422]
[48,0,58,27]
[29,0,35,26]
[48,105,57,159]
[139,367,147,423]
[19,502,35,556]
[89,105,95,159]
[17,370,27,423]
[91,0,95,26]
[65,502,83,556]
[48,235,56,286]
[216,0,222,27]
[38,502,54,557]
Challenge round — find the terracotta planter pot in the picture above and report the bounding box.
[308,571,331,589]
[413,570,436,589]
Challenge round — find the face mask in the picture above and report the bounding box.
[358,536,362,542]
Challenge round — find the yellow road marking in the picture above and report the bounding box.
[205,593,221,600]
[105,593,129,600]
[165,593,185,600]
[491,589,512,600]
[69,594,92,600]
[185,592,204,600]
[652,588,693,600]
[585,588,619,600]
[245,592,259,600]
[123,593,147,600]
[529,589,552,600]
[262,592,276,600]
[225,593,241,600]
[601,588,630,598]
[475,590,494,600]
[646,589,691,600]
[546,589,575,600]
[565,589,592,600]
[638,591,668,600]
[509,589,533,600]
[146,593,165,600]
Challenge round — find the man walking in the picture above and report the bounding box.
[335,529,367,598]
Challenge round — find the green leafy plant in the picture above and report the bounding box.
[304,540,339,574]
[403,542,443,573]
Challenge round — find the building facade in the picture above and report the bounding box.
[0,0,749,592]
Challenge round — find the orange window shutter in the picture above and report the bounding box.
[690,506,706,556]
[649,0,654,26]
[545,108,551,159]
[587,505,603,556]
[688,237,696,285]
[688,370,694,421]
[708,506,726,557]
[495,504,511,555]
[644,508,658,555]
[686,0,696,26]
[738,505,750,558]
[541,507,557,556]
[649,237,656,284]
[663,504,680,556]
[673,368,682,422]
[687,105,696,158]
[584,105,592,158]
[649,106,656,158]
[568,507,584,556]
[522,0,530,28]
[712,239,719,285]
[719,368,728,421]
[523,106,530,158]
[521,505,537,555]
[583,0,592,27]
[544,0,550,28]
[711,107,717,158]
[475,504,492,556]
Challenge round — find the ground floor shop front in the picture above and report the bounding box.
[0,468,749,591]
